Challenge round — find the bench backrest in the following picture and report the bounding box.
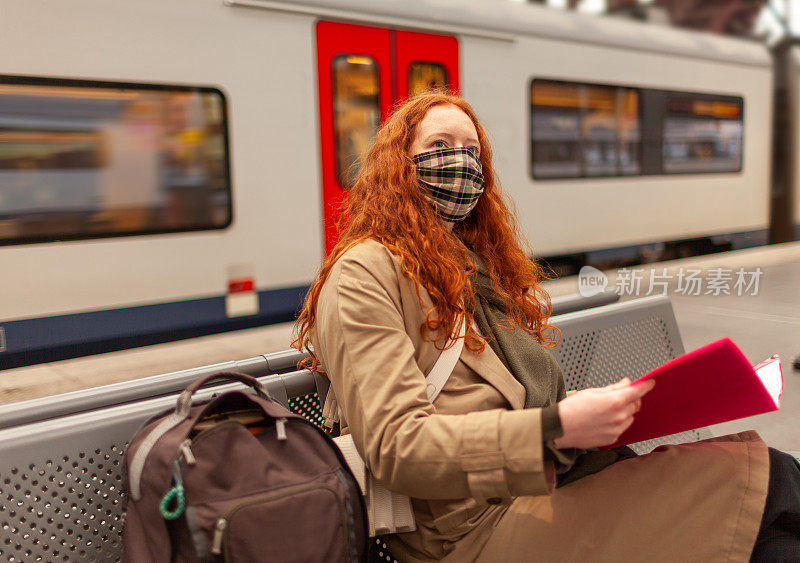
[0,295,698,561]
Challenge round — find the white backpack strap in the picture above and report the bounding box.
[332,434,366,494]
[324,316,467,429]
[321,383,340,431]
[425,317,466,402]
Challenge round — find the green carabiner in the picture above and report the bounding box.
[160,460,186,520]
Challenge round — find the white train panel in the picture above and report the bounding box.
[2,0,322,321]
[462,34,770,256]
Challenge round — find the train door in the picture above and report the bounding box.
[316,21,459,254]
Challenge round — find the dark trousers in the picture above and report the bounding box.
[750,448,800,562]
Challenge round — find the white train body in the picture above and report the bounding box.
[0,0,779,365]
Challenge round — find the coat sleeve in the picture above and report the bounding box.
[313,247,554,501]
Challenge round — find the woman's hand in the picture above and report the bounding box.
[553,378,656,449]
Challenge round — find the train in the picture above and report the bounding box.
[1,0,797,369]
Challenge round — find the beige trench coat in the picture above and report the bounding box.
[312,240,769,562]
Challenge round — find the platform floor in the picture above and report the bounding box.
[666,244,800,452]
[2,242,798,449]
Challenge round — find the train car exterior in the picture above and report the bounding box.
[0,0,778,367]
[456,9,771,265]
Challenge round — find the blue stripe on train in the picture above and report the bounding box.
[0,286,308,370]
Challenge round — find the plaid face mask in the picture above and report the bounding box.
[413,147,485,222]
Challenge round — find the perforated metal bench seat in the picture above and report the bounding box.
[0,295,704,561]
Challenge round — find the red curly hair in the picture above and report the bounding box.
[294,92,556,369]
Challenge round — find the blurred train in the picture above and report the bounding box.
[1,0,797,368]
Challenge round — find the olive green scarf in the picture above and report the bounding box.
[469,253,628,487]
[469,253,565,410]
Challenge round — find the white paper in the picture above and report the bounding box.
[755,356,783,408]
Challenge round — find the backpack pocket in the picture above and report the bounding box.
[207,480,353,562]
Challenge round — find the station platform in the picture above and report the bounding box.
[1,242,798,449]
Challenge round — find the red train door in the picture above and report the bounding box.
[395,30,459,105]
[316,21,459,254]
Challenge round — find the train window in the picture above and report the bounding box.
[0,76,231,246]
[530,80,743,179]
[332,55,380,188]
[408,62,448,97]
[662,96,743,174]
[530,79,640,179]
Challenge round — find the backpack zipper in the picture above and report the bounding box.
[210,517,227,555]
[276,417,288,441]
[182,417,286,473]
[180,439,196,465]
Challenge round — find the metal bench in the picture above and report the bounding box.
[0,294,704,561]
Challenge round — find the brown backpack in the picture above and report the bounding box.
[122,372,368,562]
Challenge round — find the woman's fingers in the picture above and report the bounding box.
[556,378,656,449]
[604,377,632,391]
[617,379,655,404]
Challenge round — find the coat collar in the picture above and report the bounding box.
[459,344,526,410]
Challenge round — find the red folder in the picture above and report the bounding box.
[606,338,782,448]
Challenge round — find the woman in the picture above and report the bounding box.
[295,92,799,562]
